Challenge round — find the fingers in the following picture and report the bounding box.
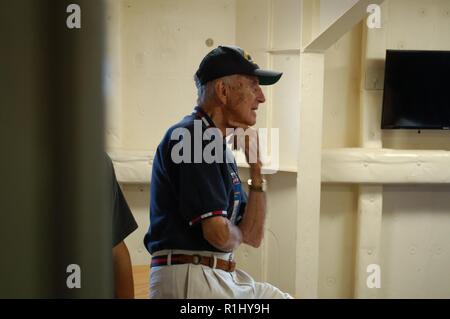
[229,128,260,165]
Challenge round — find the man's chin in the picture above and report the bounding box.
[249,117,257,126]
[229,120,255,129]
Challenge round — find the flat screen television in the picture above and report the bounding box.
[381,50,450,130]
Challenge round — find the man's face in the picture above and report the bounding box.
[224,75,266,127]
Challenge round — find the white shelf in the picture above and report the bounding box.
[236,161,297,174]
[109,147,450,184]
[108,150,154,184]
[322,148,450,184]
[108,149,298,184]
[266,48,300,54]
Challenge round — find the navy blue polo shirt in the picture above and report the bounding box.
[144,107,248,254]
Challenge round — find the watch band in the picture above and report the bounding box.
[247,178,267,192]
[249,184,264,192]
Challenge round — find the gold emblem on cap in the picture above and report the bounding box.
[243,50,252,62]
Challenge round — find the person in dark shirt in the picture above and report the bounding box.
[106,154,138,298]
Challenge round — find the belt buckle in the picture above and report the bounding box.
[228,253,234,272]
[192,254,201,265]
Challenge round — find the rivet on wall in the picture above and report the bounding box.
[205,38,214,47]
[326,276,336,287]
[419,8,427,17]
[138,105,145,116]
[135,52,144,67]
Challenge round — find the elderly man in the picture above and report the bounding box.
[144,45,292,299]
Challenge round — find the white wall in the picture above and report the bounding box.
[122,184,151,265]
[322,23,362,149]
[320,0,359,31]
[319,184,357,298]
[382,185,450,298]
[319,20,363,298]
[119,0,236,151]
[319,0,450,298]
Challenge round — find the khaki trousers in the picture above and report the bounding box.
[150,249,293,299]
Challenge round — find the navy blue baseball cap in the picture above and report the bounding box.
[195,45,283,86]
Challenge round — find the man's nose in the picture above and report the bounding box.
[256,85,266,103]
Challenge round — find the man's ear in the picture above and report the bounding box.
[214,80,228,105]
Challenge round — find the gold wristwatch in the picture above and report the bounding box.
[247,178,267,192]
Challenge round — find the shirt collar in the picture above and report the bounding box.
[193,106,215,128]
[193,106,229,144]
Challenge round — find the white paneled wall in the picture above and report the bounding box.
[319,0,359,31]
[122,184,151,265]
[382,185,450,298]
[319,0,450,299]
[271,54,300,170]
[120,0,237,151]
[319,185,357,298]
[271,0,302,49]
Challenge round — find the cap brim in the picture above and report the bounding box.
[254,69,283,86]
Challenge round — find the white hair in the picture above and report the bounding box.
[194,74,236,105]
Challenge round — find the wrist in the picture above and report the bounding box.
[250,171,263,186]
[249,162,262,174]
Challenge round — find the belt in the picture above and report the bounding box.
[151,254,236,272]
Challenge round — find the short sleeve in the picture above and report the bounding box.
[168,128,231,227]
[176,160,230,227]
[107,155,138,247]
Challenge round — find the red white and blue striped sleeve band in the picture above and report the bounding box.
[189,210,228,226]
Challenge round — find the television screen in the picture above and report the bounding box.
[381,50,450,130]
